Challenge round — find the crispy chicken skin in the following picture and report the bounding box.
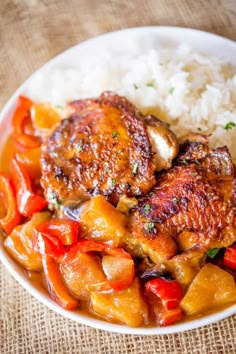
[128,137,236,264]
[41,92,178,207]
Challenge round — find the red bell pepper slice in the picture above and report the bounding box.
[12,96,41,150]
[63,239,132,260]
[42,255,79,310]
[36,219,79,246]
[11,156,48,217]
[223,245,236,270]
[158,306,183,326]
[0,173,21,234]
[15,148,42,180]
[145,277,183,310]
[62,239,134,293]
[19,96,33,110]
[32,230,64,258]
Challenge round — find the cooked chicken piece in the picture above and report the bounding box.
[128,138,236,264]
[123,224,178,265]
[41,92,178,208]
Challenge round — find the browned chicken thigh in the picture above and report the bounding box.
[41,92,178,208]
[128,137,236,264]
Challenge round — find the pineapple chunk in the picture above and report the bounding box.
[91,278,149,327]
[61,253,106,301]
[4,212,51,271]
[80,195,128,246]
[181,263,236,315]
[102,255,133,280]
[165,250,205,286]
[31,103,63,134]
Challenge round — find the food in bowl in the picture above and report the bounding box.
[1,44,236,328]
[40,91,178,207]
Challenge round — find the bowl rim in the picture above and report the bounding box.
[0,26,236,335]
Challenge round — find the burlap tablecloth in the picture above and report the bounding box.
[1,0,236,353]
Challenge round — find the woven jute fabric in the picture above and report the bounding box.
[1,0,236,353]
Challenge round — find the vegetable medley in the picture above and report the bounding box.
[1,96,236,328]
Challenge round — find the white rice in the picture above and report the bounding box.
[27,44,236,160]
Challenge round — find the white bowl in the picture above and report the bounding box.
[0,26,236,335]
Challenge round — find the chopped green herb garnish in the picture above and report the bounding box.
[195,160,201,165]
[112,178,116,185]
[132,162,139,176]
[144,222,155,232]
[191,171,197,177]
[197,127,202,131]
[172,197,179,204]
[47,192,57,202]
[169,87,175,94]
[224,122,236,130]
[112,131,118,138]
[206,248,220,259]
[148,222,155,230]
[133,83,138,89]
[56,105,64,109]
[146,82,155,88]
[144,204,151,214]
[179,159,188,165]
[47,192,62,208]
[166,122,171,128]
[77,144,83,152]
